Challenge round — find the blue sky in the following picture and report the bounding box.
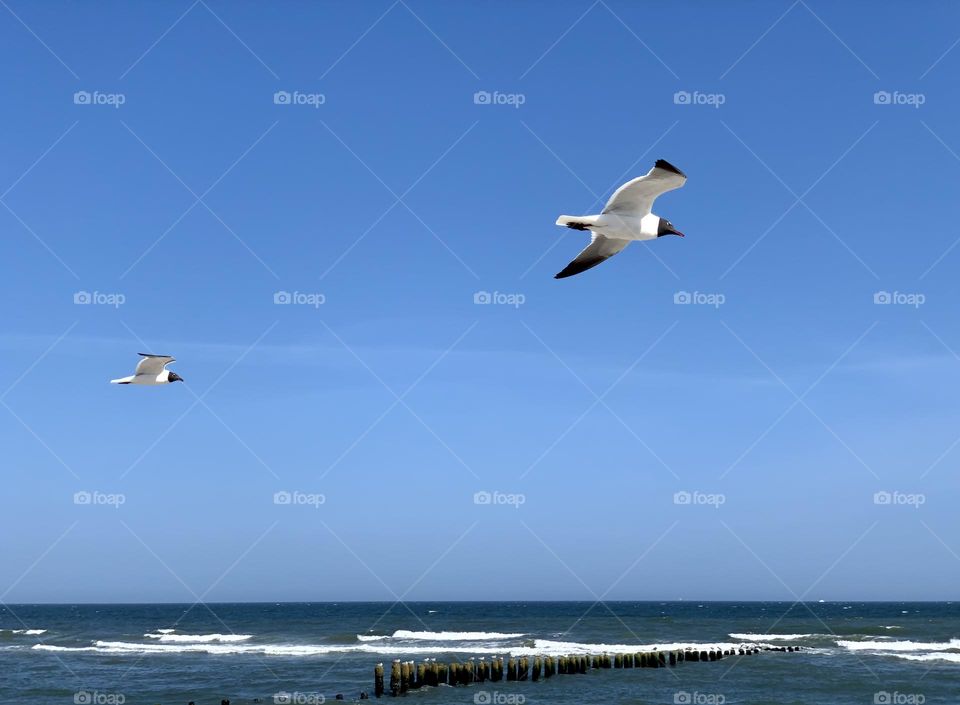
[2,1,960,603]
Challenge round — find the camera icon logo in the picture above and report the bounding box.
[74,491,92,505]
[274,291,292,304]
[73,91,91,105]
[274,692,292,704]
[474,692,492,705]
[873,291,891,304]
[673,91,691,105]
[874,491,892,505]
[673,491,692,505]
[474,291,492,304]
[474,491,492,505]
[873,91,892,105]
[874,692,891,704]
[674,291,691,304]
[274,91,292,105]
[274,491,292,505]
[74,291,92,304]
[674,692,693,704]
[473,91,492,105]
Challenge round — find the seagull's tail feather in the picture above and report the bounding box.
[556,214,600,231]
[110,377,133,384]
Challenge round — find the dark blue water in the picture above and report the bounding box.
[2,602,957,704]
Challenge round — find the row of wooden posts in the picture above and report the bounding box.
[373,645,801,697]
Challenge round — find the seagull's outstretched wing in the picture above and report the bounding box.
[602,159,687,216]
[135,353,175,376]
[555,234,630,279]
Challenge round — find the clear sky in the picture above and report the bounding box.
[2,1,959,603]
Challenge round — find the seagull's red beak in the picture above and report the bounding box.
[674,230,685,238]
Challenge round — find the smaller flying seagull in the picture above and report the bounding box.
[110,353,183,385]
[554,159,687,279]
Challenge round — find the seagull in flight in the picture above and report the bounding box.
[110,353,183,385]
[554,159,687,279]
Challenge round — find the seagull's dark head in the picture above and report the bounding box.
[168,372,184,383]
[657,217,685,238]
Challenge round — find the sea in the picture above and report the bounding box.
[2,601,957,705]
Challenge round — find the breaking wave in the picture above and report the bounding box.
[894,652,960,664]
[144,632,253,643]
[357,630,525,642]
[32,637,771,658]
[0,629,47,635]
[838,639,960,652]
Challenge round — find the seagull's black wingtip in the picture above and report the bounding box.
[655,159,686,178]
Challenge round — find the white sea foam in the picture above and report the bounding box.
[358,630,525,642]
[729,633,812,641]
[1,629,47,635]
[895,652,960,664]
[524,639,767,656]
[144,633,253,643]
[838,639,960,652]
[102,642,349,655]
[32,637,768,658]
[36,642,504,657]
[156,629,176,634]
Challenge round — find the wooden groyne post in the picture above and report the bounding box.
[374,645,801,696]
[389,660,400,697]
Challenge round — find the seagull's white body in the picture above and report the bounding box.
[110,354,181,385]
[111,371,176,385]
[554,159,688,279]
[557,212,663,241]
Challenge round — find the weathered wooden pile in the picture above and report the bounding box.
[373,645,802,697]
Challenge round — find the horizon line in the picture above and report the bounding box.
[2,598,953,607]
